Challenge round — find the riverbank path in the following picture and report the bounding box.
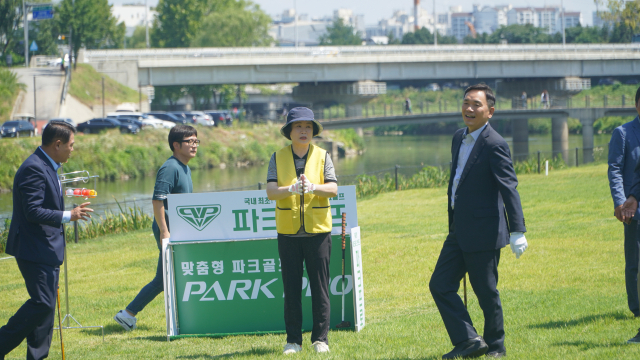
[12,67,65,121]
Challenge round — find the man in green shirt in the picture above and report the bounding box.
[114,125,199,331]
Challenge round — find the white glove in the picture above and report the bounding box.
[301,176,315,194]
[288,179,303,195]
[509,232,528,259]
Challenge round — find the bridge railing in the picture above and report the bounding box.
[83,43,640,62]
[243,94,637,124]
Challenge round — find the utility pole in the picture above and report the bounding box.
[433,0,437,47]
[414,0,420,31]
[294,0,298,49]
[23,0,28,67]
[145,0,150,48]
[33,77,36,120]
[561,0,566,47]
[102,77,105,118]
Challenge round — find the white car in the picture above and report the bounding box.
[184,111,213,126]
[107,112,174,129]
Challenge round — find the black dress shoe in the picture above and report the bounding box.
[442,337,489,359]
[486,350,506,358]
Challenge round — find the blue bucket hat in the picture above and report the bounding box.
[280,107,323,140]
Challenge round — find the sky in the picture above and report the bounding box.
[109,0,603,26]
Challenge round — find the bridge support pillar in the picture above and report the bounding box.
[552,116,569,162]
[580,117,595,164]
[346,104,362,118]
[512,119,529,161]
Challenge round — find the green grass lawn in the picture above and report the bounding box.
[1,163,640,359]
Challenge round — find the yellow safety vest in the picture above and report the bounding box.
[275,144,332,234]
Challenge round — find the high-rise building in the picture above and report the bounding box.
[451,12,474,41]
[472,5,510,35]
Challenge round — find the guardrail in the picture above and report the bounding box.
[83,43,640,61]
[60,67,71,105]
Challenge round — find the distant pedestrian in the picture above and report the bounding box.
[521,92,527,109]
[541,90,550,109]
[404,98,412,114]
[282,106,288,120]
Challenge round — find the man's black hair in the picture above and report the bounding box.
[464,84,496,108]
[282,122,320,140]
[42,121,76,146]
[636,85,640,106]
[169,125,198,151]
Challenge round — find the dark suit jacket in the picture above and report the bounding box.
[6,147,66,266]
[447,123,526,253]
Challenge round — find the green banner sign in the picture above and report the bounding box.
[170,235,354,336]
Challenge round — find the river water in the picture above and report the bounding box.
[0,133,611,220]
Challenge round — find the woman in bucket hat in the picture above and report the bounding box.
[266,107,337,354]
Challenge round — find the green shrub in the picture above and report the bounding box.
[0,218,10,253]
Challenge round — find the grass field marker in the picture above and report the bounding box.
[545,160,549,176]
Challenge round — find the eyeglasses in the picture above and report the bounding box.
[181,139,201,146]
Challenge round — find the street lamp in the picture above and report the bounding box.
[433,0,437,47]
[561,0,566,47]
[294,0,298,49]
[145,0,150,48]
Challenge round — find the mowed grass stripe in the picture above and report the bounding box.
[1,163,639,359]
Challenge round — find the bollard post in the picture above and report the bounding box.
[73,204,79,244]
[623,95,626,107]
[395,165,399,191]
[575,148,579,167]
[439,100,442,113]
[537,151,541,174]
[258,182,262,190]
[365,104,368,118]
[426,102,429,113]
[586,95,590,107]
[604,95,608,108]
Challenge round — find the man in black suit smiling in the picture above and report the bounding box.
[0,121,93,360]
[429,84,528,359]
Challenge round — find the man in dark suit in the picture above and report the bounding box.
[607,84,640,318]
[0,121,93,360]
[429,84,528,359]
[611,85,640,344]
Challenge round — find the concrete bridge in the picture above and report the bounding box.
[319,107,639,164]
[82,44,640,89]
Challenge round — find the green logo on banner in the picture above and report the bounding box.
[177,205,221,231]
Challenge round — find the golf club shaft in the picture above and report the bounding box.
[57,287,65,360]
[341,212,346,322]
[463,273,467,309]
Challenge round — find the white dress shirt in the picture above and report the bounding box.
[451,123,487,209]
[39,147,71,223]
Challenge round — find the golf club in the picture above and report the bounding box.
[57,286,65,360]
[336,212,351,329]
[463,273,467,309]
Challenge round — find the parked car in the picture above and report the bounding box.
[598,78,617,86]
[145,111,188,124]
[1,120,36,138]
[115,116,147,130]
[204,110,232,126]
[184,111,213,126]
[169,111,194,124]
[45,118,76,129]
[108,112,174,129]
[625,79,639,85]
[424,83,440,92]
[77,118,139,134]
